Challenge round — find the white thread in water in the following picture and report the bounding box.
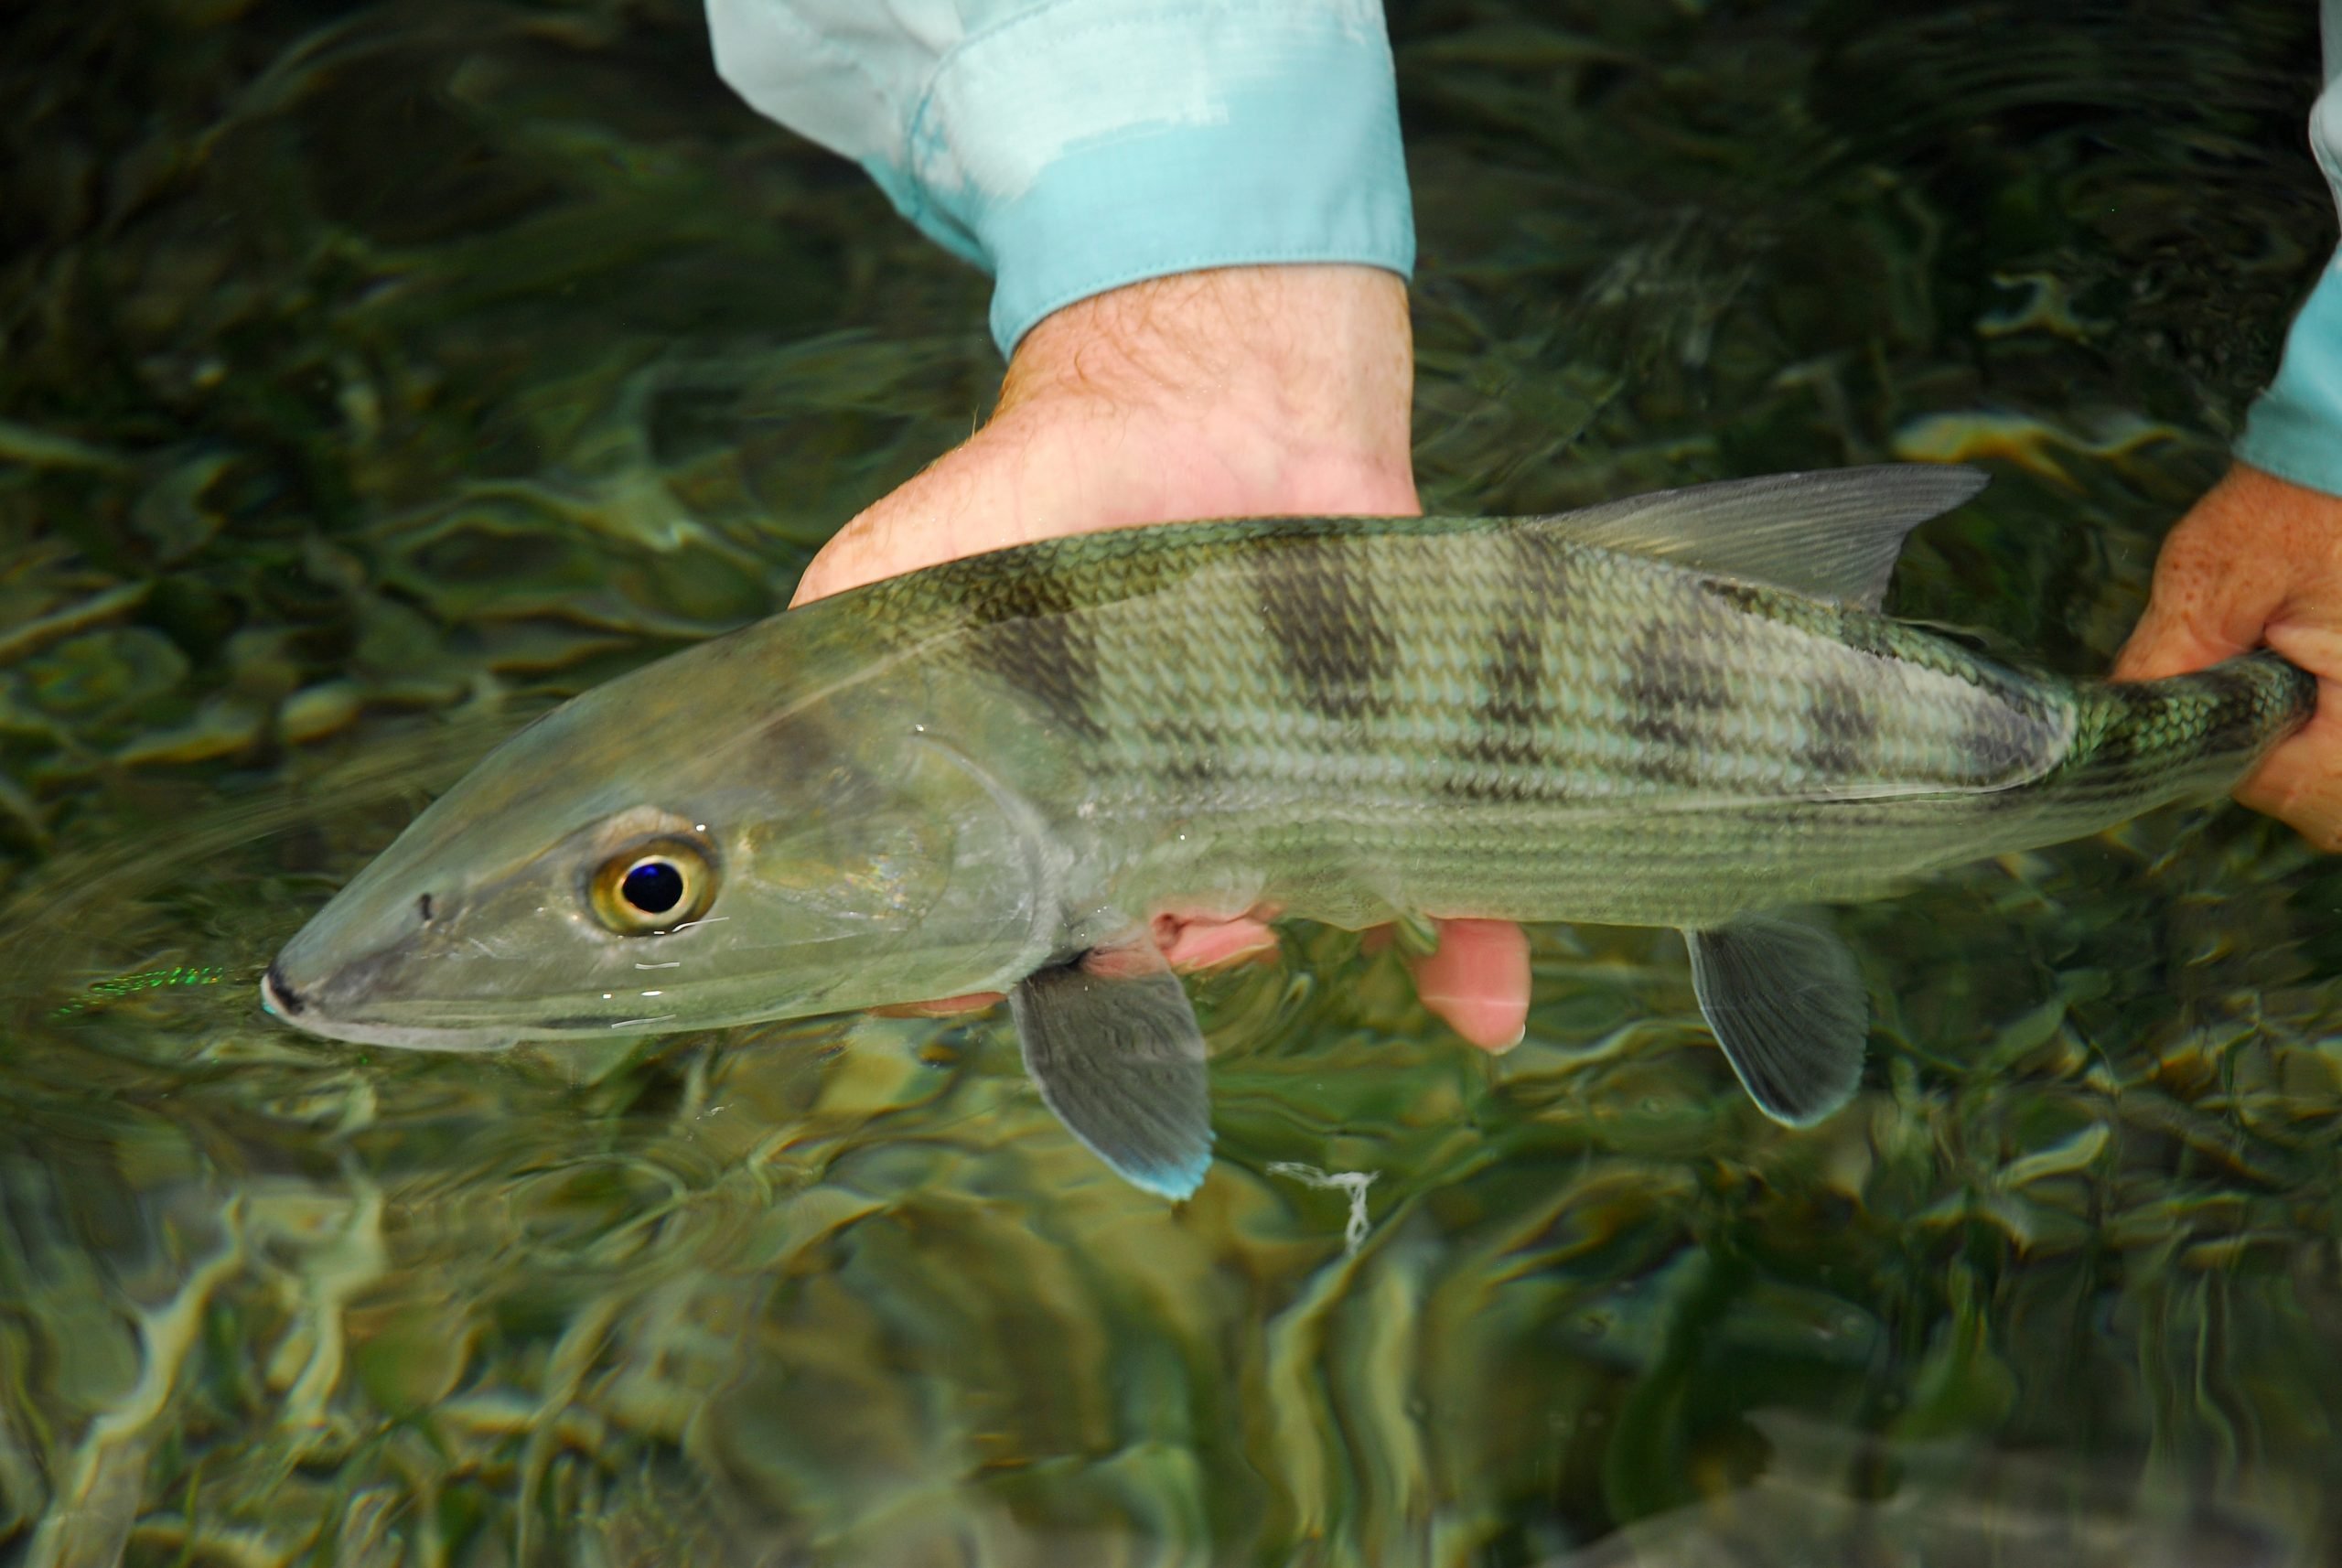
[1267,1163,1377,1256]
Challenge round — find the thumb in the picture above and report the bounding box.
[2113,467,2298,682]
[2113,590,2257,682]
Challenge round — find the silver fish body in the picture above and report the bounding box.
[264,467,2313,1195]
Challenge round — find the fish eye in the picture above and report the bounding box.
[588,835,718,935]
[623,861,682,913]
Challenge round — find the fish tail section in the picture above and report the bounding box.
[2053,652,2315,815]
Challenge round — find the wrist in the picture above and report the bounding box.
[994,264,1419,518]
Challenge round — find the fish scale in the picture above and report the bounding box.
[865,510,2265,931]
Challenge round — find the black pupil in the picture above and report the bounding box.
[620,859,685,915]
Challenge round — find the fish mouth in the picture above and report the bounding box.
[261,960,307,1018]
[260,961,521,1053]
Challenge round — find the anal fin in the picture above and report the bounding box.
[1011,939,1213,1198]
[1684,912,1868,1126]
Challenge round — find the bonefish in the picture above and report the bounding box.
[263,467,2313,1197]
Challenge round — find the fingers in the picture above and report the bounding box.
[2113,465,2342,851]
[1160,912,1531,1051]
[872,991,1005,1018]
[2113,591,2258,682]
[2112,467,2294,682]
[882,915,1535,1056]
[1154,914,1282,970]
[2235,687,2342,850]
[1405,918,1531,1054]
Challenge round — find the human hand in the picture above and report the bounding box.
[790,265,1418,601]
[798,264,1531,1050]
[2115,462,2342,846]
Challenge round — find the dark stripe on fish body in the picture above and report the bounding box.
[1703,579,1767,616]
[1800,674,1880,779]
[1953,693,2047,783]
[2148,665,2271,761]
[2087,699,2139,778]
[893,522,1225,738]
[1446,532,1578,800]
[2202,665,2275,749]
[2062,660,2307,795]
[958,566,1109,740]
[916,524,1207,618]
[1621,616,1731,782]
[1822,609,1901,663]
[1250,532,1397,722]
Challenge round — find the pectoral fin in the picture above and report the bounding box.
[1010,941,1213,1198]
[1684,913,1868,1125]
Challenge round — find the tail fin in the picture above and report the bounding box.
[2058,653,2315,814]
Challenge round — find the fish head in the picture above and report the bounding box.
[263,617,1055,1049]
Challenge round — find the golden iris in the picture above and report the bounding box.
[589,836,717,934]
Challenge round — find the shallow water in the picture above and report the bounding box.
[3,0,2338,1563]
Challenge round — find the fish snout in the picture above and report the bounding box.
[262,870,457,1027]
[257,931,522,1051]
[261,961,306,1019]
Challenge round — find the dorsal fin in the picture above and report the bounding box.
[1526,465,1988,609]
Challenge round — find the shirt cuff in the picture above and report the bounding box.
[2238,256,2342,498]
[885,1,1414,358]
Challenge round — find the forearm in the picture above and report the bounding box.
[708,0,1415,358]
[2232,1,2342,494]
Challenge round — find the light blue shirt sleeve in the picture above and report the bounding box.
[706,0,1415,360]
[2236,1,2342,495]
